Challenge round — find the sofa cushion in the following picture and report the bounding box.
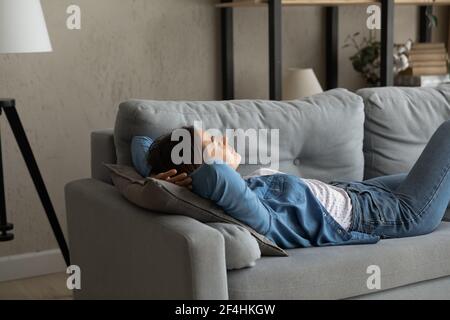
[227,222,450,300]
[207,223,261,270]
[114,89,365,182]
[358,86,450,180]
[104,164,287,257]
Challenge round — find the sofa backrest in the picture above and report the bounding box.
[113,89,365,182]
[93,86,450,185]
[358,86,450,180]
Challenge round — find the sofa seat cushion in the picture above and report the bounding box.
[227,222,450,300]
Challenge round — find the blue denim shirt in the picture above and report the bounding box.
[191,163,380,249]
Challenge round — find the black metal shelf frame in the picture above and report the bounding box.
[220,0,434,100]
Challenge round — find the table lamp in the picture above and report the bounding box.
[0,0,70,266]
[282,68,324,100]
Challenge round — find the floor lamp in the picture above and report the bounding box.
[0,0,70,266]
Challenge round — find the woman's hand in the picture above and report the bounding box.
[153,169,192,189]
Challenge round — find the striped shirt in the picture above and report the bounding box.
[245,168,353,231]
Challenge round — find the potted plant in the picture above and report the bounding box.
[343,31,381,86]
[343,31,412,86]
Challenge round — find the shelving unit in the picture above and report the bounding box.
[218,0,450,7]
[218,0,450,100]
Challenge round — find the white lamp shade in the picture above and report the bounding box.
[0,0,52,53]
[283,68,323,100]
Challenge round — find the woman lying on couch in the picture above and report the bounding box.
[143,122,450,249]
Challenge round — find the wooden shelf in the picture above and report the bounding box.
[217,0,450,8]
[396,0,450,4]
[216,0,266,7]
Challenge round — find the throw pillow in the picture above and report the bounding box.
[104,163,288,257]
[206,223,261,270]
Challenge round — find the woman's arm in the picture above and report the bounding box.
[190,163,271,235]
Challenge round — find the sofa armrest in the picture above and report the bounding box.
[65,178,228,300]
[91,129,116,184]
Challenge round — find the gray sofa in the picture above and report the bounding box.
[66,86,450,300]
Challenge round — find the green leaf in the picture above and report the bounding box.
[432,15,438,27]
[426,11,438,28]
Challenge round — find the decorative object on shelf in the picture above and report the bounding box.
[282,68,323,100]
[0,0,70,266]
[395,42,449,87]
[393,40,412,74]
[343,32,381,86]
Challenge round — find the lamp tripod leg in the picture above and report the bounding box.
[1,103,70,266]
[0,110,14,242]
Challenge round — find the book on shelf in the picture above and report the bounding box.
[395,74,450,87]
[408,42,447,60]
[411,43,445,50]
[402,65,448,76]
[403,42,449,77]
[409,60,447,68]
[408,52,448,62]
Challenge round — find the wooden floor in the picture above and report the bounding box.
[0,273,73,300]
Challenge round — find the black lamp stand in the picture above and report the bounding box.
[0,99,70,266]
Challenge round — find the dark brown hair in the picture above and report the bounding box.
[147,126,201,175]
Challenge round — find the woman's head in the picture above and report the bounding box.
[147,126,198,176]
[147,126,241,175]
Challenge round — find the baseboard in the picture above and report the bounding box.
[0,249,66,282]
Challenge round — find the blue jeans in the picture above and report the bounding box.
[333,120,450,239]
